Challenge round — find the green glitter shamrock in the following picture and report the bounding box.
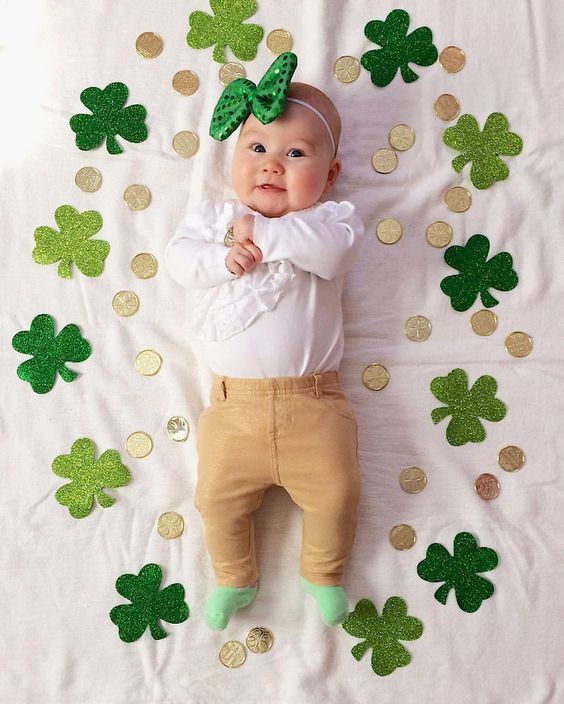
[12,314,92,394]
[443,113,523,189]
[110,563,190,642]
[52,438,130,519]
[69,82,148,155]
[342,596,423,676]
[430,368,506,446]
[361,9,438,87]
[441,234,518,312]
[417,532,498,613]
[33,205,109,279]
[186,0,264,63]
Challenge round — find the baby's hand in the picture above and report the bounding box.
[225,243,262,276]
[233,213,255,245]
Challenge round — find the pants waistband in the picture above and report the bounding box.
[211,370,340,399]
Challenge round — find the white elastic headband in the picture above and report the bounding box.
[286,98,337,156]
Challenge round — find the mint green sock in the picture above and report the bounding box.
[300,577,349,626]
[205,584,258,631]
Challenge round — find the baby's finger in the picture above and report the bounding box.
[242,242,263,263]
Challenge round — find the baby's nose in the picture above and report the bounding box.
[261,156,284,174]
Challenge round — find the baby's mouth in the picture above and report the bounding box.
[257,184,286,192]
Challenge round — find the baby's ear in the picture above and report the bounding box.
[324,158,341,193]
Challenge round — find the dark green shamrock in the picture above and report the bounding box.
[361,9,438,87]
[52,438,130,519]
[440,234,518,311]
[12,314,92,394]
[33,205,109,279]
[342,597,423,676]
[110,564,189,642]
[443,112,523,189]
[417,532,498,613]
[187,0,264,63]
[431,368,506,446]
[69,82,148,155]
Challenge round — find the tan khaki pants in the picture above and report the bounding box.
[195,370,361,587]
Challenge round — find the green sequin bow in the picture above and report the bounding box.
[417,532,498,613]
[209,51,298,141]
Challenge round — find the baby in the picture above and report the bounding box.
[165,53,365,630]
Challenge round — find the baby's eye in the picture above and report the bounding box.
[287,148,305,158]
[251,143,266,153]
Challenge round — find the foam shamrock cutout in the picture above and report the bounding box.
[69,82,148,155]
[12,314,92,394]
[430,368,506,446]
[417,532,498,613]
[342,596,423,676]
[110,563,189,642]
[440,234,518,312]
[361,9,438,87]
[33,205,108,279]
[187,0,264,63]
[443,113,523,189]
[52,438,130,519]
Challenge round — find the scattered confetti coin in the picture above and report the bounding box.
[219,62,246,85]
[498,445,525,472]
[434,94,460,121]
[388,124,415,151]
[219,641,246,668]
[444,186,471,212]
[372,147,398,174]
[474,473,500,500]
[246,626,274,653]
[172,130,199,158]
[505,331,532,357]
[405,315,432,342]
[439,45,466,73]
[376,218,402,244]
[136,32,163,58]
[266,28,293,54]
[135,349,162,376]
[157,511,185,539]
[172,70,199,96]
[426,221,453,248]
[126,431,153,458]
[362,363,390,391]
[333,55,360,83]
[470,309,498,336]
[167,416,190,442]
[112,290,139,317]
[131,253,158,279]
[399,467,427,494]
[123,184,152,210]
[75,166,102,192]
[389,524,416,550]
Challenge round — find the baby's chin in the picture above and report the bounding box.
[238,193,317,219]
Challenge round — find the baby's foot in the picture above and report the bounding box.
[204,582,258,631]
[300,577,349,625]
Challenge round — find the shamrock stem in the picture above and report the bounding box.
[351,640,372,661]
[452,155,470,173]
[480,290,499,308]
[57,259,72,279]
[106,135,123,155]
[149,619,168,640]
[434,583,451,605]
[95,490,116,508]
[213,44,227,63]
[400,64,419,83]
[58,364,79,383]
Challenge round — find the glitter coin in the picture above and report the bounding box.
[498,445,525,472]
[123,184,152,210]
[372,148,398,174]
[246,626,274,653]
[505,331,532,357]
[172,70,199,96]
[439,46,466,73]
[362,363,389,391]
[219,641,246,668]
[126,431,153,458]
[135,349,162,376]
[266,29,293,54]
[474,473,500,500]
[112,290,139,317]
[219,62,246,85]
[376,218,402,244]
[135,32,163,58]
[333,55,360,83]
[389,524,416,550]
[131,253,158,279]
[444,186,471,213]
[426,221,453,247]
[157,511,185,539]
[399,467,427,494]
[75,166,102,192]
[405,315,432,342]
[167,416,190,442]
[434,94,460,121]
[388,124,415,151]
[173,130,199,158]
[470,309,498,336]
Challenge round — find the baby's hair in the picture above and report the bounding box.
[286,82,342,155]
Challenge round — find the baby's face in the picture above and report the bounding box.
[231,104,340,218]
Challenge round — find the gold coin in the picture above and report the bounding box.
[266,29,293,54]
[389,524,416,550]
[405,315,432,342]
[167,416,190,442]
[156,511,184,539]
[131,253,158,279]
[126,431,153,459]
[75,166,102,192]
[112,290,139,317]
[470,309,498,336]
[388,124,415,151]
[444,186,471,212]
[172,130,199,158]
[219,641,246,668]
[371,148,398,174]
[439,46,466,73]
[362,363,389,391]
[333,55,360,83]
[246,626,274,653]
[426,221,453,248]
[219,62,246,85]
[474,473,500,501]
[498,445,525,472]
[505,331,532,357]
[172,70,199,96]
[123,184,152,210]
[376,218,402,245]
[399,467,427,494]
[434,94,460,121]
[135,32,163,59]
[135,349,162,376]
[224,226,235,248]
